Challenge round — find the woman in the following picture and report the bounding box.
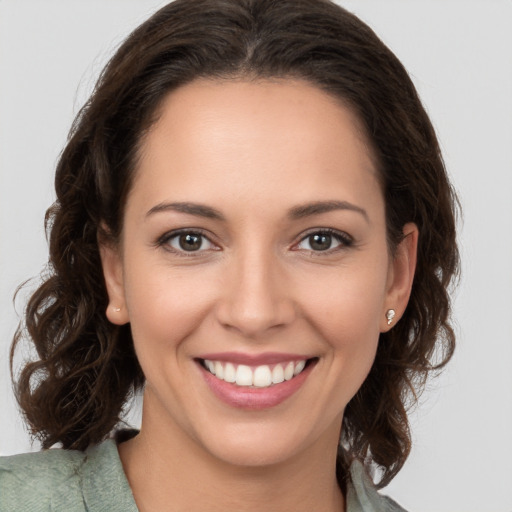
[0,0,459,510]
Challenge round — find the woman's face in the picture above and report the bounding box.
[102,79,416,467]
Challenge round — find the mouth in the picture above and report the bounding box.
[198,358,314,388]
[195,354,318,410]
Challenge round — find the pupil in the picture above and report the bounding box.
[310,233,331,251]
[179,233,202,251]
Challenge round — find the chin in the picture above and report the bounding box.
[191,414,331,470]
[206,434,305,468]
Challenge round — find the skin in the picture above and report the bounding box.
[101,79,418,512]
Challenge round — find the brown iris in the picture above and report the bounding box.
[308,233,332,251]
[179,233,203,251]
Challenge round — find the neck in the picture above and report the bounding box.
[119,393,345,512]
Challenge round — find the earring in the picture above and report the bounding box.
[113,307,121,312]
[386,309,396,326]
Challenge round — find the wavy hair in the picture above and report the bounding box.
[11,0,459,488]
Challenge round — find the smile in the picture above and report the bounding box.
[202,359,307,388]
[197,354,317,410]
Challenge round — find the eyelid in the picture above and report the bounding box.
[155,227,353,256]
[156,228,220,256]
[291,228,354,252]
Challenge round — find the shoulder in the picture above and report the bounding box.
[0,439,137,512]
[347,460,408,512]
[0,446,87,511]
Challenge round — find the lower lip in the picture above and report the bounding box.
[198,360,316,410]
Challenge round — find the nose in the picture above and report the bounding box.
[215,247,296,338]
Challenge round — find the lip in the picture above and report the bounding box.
[197,351,310,366]
[196,355,317,410]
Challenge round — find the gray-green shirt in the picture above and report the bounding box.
[0,439,407,511]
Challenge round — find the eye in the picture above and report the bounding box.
[294,229,352,252]
[161,230,217,253]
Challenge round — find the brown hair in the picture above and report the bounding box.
[11,0,459,488]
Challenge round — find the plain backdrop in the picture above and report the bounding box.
[1,1,511,511]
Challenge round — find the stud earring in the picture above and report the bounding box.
[113,307,121,312]
[386,309,396,326]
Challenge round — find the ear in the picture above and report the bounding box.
[99,238,130,325]
[381,222,418,332]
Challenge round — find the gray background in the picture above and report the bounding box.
[1,1,511,510]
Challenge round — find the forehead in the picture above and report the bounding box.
[131,78,382,219]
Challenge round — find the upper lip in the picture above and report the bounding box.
[196,352,312,366]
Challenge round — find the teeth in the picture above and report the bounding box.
[203,359,308,388]
[214,361,224,379]
[284,362,294,381]
[253,365,272,387]
[271,364,284,384]
[235,365,253,386]
[294,360,306,375]
[224,362,236,383]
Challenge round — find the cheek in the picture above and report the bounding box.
[297,261,387,395]
[317,283,381,373]
[123,262,219,355]
[299,261,388,341]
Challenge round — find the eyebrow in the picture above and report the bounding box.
[287,200,369,223]
[146,200,368,223]
[146,202,226,220]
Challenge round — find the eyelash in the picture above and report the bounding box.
[156,228,218,257]
[155,227,353,257]
[292,228,353,254]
